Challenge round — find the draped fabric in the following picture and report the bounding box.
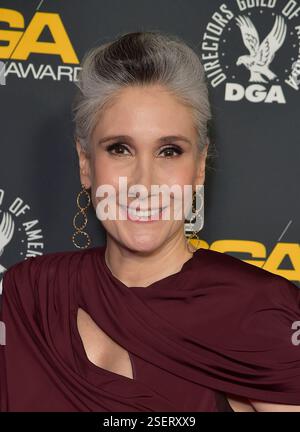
[0,245,300,412]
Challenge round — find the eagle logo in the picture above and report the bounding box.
[235,15,287,83]
[0,212,14,274]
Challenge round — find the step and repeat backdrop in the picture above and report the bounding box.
[0,0,299,287]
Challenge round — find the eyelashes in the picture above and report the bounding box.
[105,143,129,156]
[160,145,183,157]
[105,142,184,158]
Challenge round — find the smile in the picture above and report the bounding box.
[119,205,168,222]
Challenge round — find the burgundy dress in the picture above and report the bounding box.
[0,245,300,412]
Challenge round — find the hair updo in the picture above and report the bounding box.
[72,31,213,160]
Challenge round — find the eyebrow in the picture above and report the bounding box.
[97,134,192,146]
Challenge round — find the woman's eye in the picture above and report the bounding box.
[159,146,183,158]
[105,143,131,156]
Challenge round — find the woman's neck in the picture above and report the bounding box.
[104,236,197,288]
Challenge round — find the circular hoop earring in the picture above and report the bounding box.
[72,183,91,249]
[185,187,204,253]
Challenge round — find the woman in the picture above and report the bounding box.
[1,31,300,412]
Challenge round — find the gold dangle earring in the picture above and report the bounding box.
[185,186,204,253]
[72,183,91,249]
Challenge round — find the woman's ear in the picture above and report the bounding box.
[194,140,208,187]
[76,140,92,188]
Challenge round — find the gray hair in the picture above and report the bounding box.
[72,31,213,158]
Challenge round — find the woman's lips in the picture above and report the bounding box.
[118,204,168,222]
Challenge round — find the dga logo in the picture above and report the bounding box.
[0,188,44,277]
[201,0,300,103]
[193,238,300,285]
[0,8,81,82]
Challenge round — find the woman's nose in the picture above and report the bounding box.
[131,155,157,192]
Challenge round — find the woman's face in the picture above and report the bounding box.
[76,84,207,253]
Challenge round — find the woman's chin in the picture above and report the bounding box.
[121,237,166,255]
